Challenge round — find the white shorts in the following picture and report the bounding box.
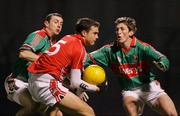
[122,80,167,114]
[28,73,69,106]
[4,73,28,105]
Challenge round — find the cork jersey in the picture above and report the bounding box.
[12,28,55,80]
[28,34,86,81]
[85,36,169,90]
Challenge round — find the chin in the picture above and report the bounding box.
[117,39,125,43]
[91,42,95,45]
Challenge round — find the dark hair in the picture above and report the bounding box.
[115,17,137,33]
[75,18,100,34]
[44,13,63,22]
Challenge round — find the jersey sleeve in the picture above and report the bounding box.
[85,46,110,67]
[145,45,170,70]
[19,32,47,52]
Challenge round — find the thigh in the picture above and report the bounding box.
[58,91,94,116]
[150,94,177,116]
[122,91,144,116]
[18,89,38,108]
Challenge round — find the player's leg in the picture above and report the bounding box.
[123,96,144,116]
[56,91,95,116]
[28,73,95,116]
[146,81,178,116]
[36,103,63,116]
[16,89,39,116]
[46,106,63,116]
[151,94,177,116]
[4,74,39,116]
[122,90,144,116]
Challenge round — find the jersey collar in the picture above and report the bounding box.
[42,28,51,38]
[72,34,86,45]
[121,36,136,53]
[130,36,136,47]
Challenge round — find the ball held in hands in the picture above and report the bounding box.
[83,65,106,85]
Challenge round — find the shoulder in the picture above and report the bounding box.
[103,42,121,53]
[61,35,83,46]
[61,35,76,42]
[35,30,47,38]
[94,43,115,53]
[103,43,113,48]
[28,30,47,39]
[136,38,152,50]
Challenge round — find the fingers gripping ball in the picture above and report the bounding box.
[83,65,106,85]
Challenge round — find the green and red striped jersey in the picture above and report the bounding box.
[85,36,169,90]
[12,28,56,80]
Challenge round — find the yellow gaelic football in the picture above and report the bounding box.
[83,65,106,85]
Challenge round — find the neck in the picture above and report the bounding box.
[44,28,53,38]
[120,38,132,49]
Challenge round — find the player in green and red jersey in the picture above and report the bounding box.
[85,17,177,116]
[4,13,63,116]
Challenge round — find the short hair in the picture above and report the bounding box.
[75,18,100,34]
[115,17,137,33]
[43,13,63,22]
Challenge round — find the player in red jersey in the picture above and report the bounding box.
[27,18,100,116]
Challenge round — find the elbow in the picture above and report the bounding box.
[19,51,24,59]
[19,50,27,59]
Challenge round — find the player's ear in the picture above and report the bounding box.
[129,31,134,37]
[81,30,87,37]
[44,20,49,27]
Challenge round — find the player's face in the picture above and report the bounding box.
[115,23,133,44]
[84,26,99,46]
[45,16,63,37]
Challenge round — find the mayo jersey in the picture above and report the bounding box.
[28,34,86,81]
[85,36,169,90]
[12,28,55,80]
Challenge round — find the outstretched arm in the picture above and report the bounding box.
[70,69,100,92]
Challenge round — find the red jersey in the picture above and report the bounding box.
[28,34,86,81]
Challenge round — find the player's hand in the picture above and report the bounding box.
[97,80,108,92]
[153,61,167,72]
[76,89,89,102]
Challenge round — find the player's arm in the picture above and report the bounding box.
[85,46,110,67]
[145,45,169,72]
[70,69,100,92]
[19,32,46,62]
[19,50,40,62]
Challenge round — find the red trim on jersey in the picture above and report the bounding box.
[88,53,97,64]
[35,28,49,38]
[130,36,136,47]
[21,44,32,50]
[122,36,136,53]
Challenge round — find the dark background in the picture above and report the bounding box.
[0,0,180,115]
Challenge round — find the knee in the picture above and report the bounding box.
[82,106,95,116]
[166,111,178,116]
